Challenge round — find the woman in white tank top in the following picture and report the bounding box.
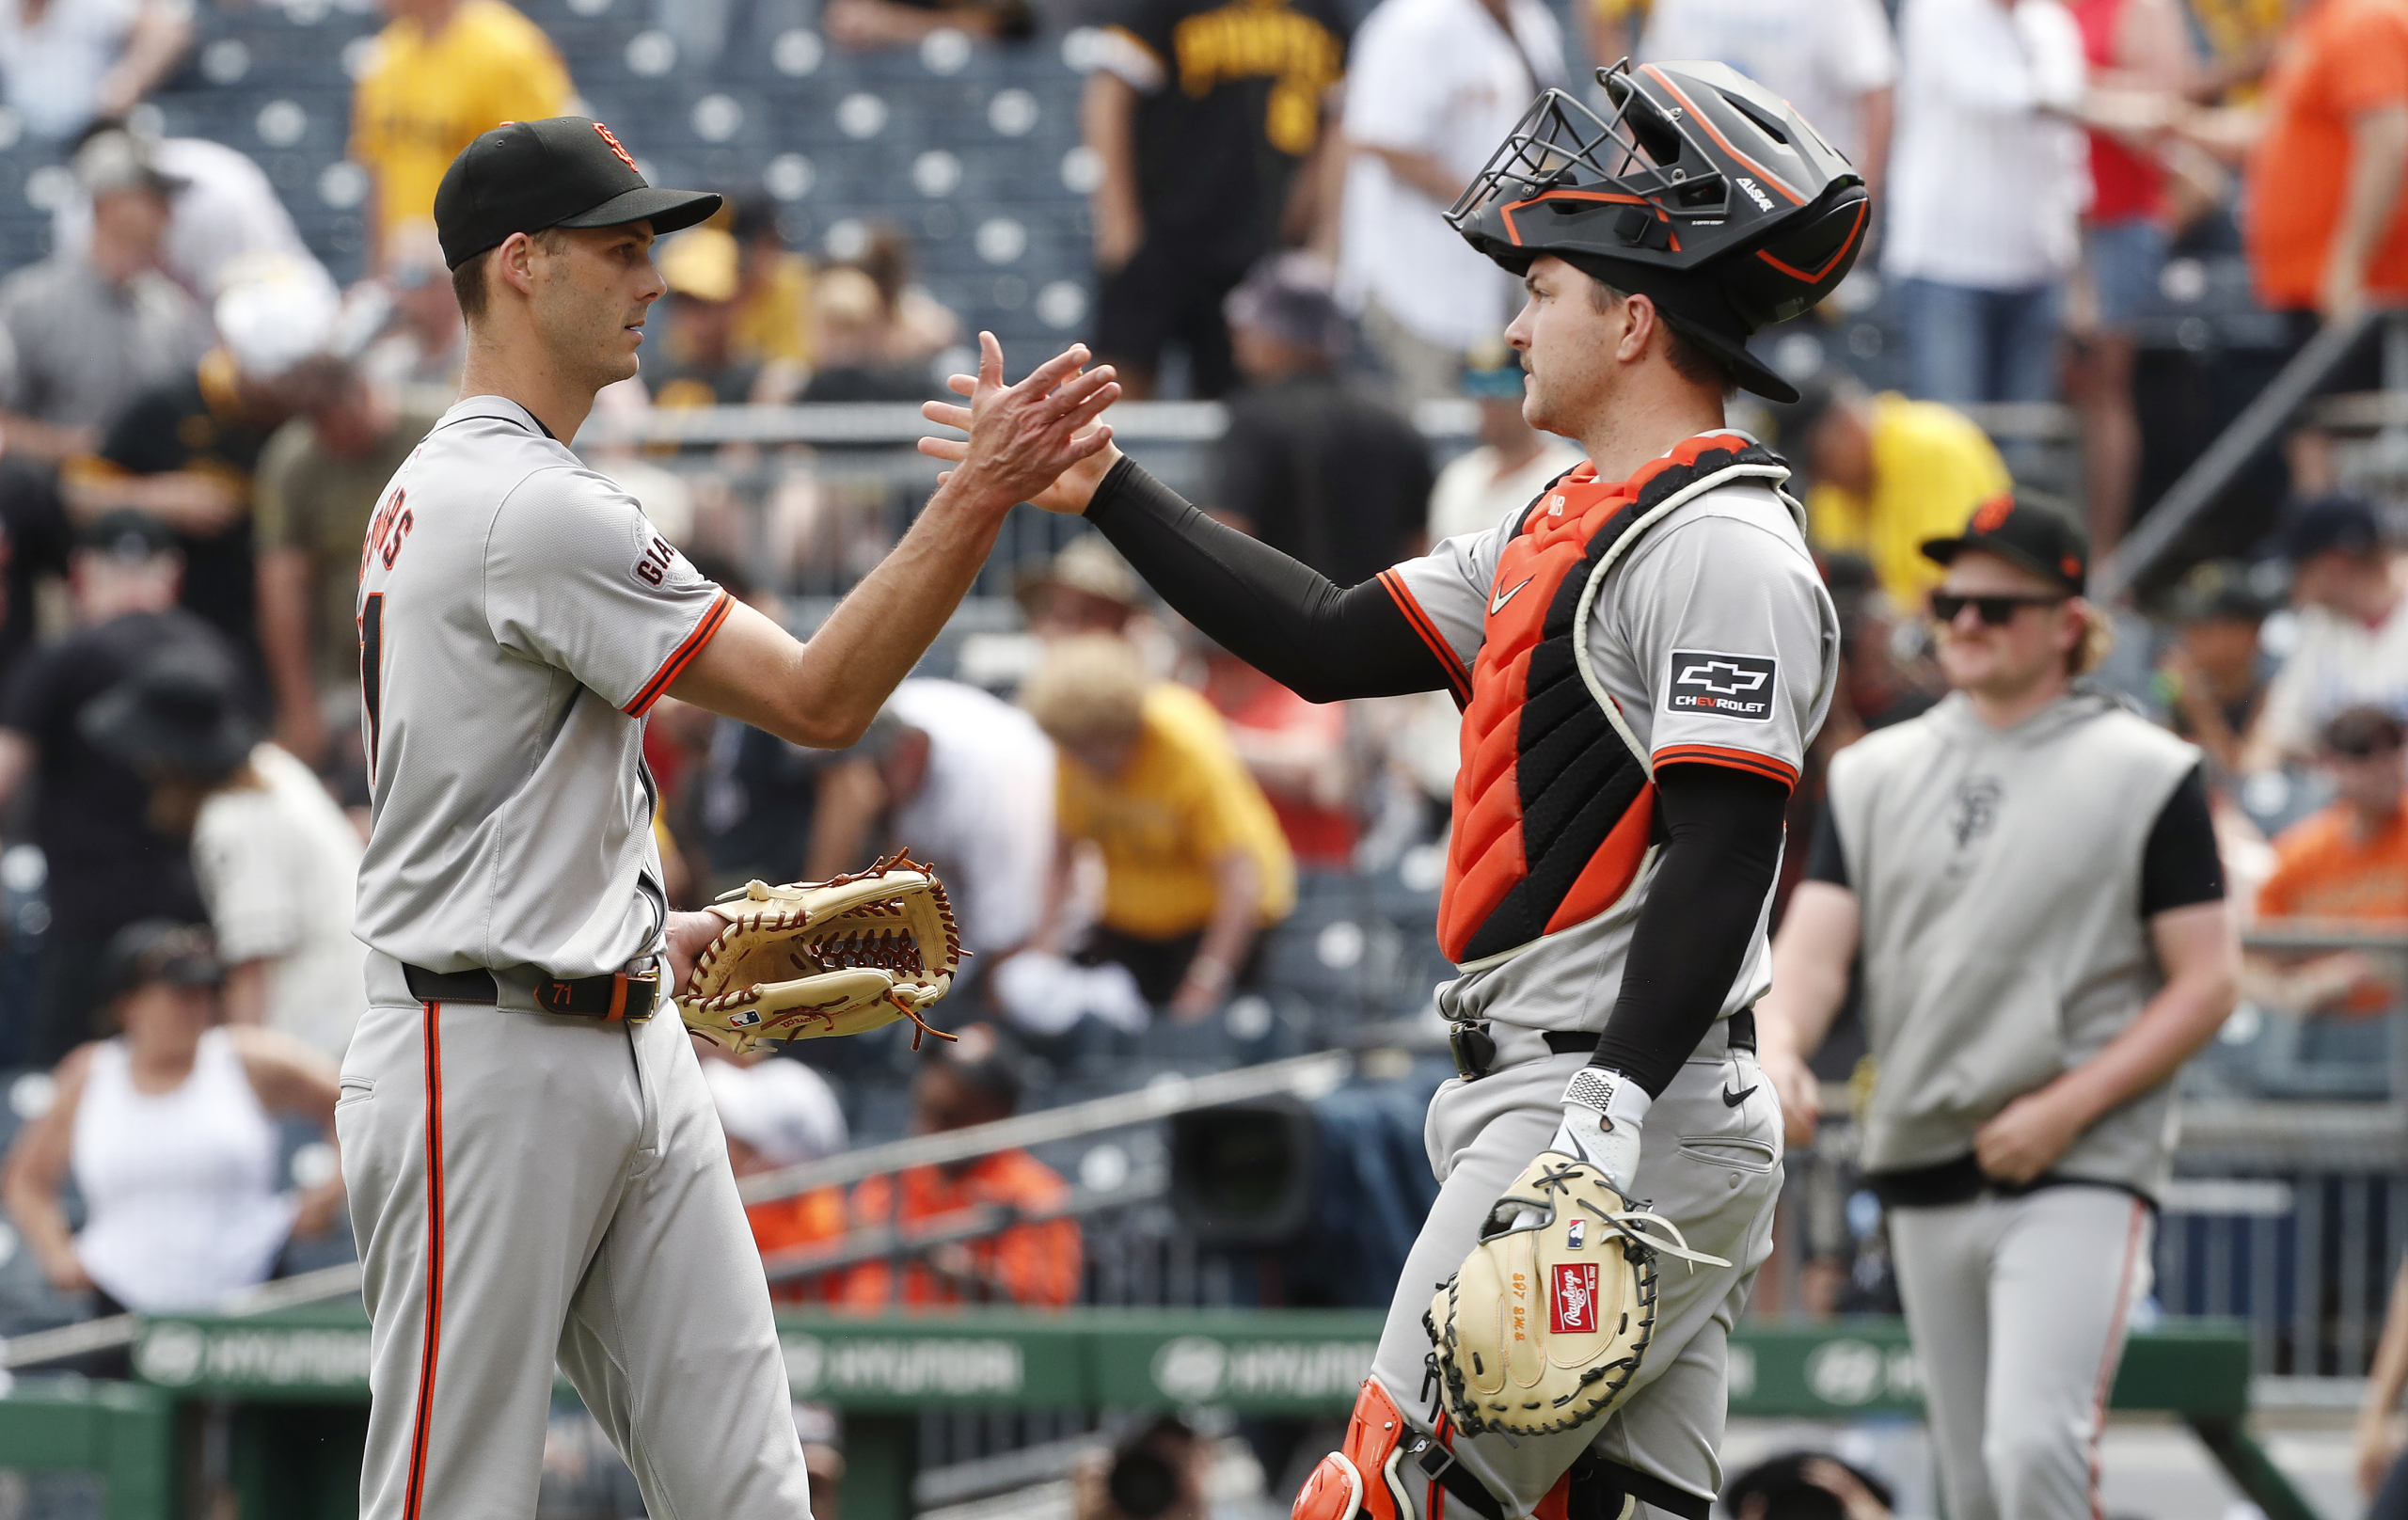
[0,923,346,1312]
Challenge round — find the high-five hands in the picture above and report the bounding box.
[920,333,1124,515]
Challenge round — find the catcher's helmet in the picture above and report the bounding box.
[1449,59,1869,402]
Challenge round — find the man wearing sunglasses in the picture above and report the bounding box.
[1758,493,2241,1520]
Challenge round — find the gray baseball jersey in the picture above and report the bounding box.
[1386,431,1840,1032]
[339,391,812,1520]
[354,394,730,992]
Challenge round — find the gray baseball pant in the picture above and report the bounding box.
[1889,1185,2154,1520]
[1367,1020,1782,1516]
[337,997,814,1520]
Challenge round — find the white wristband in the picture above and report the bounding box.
[1562,1066,1653,1134]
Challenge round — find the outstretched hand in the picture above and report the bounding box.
[919,333,1123,515]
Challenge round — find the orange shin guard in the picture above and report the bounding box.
[1292,1381,1419,1520]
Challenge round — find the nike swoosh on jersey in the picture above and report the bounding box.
[1490,576,1536,615]
[1722,1084,1757,1107]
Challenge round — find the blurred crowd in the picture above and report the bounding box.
[0,0,2402,1433]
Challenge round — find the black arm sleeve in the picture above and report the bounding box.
[1590,764,1793,1098]
[2139,762,2226,917]
[1084,456,1455,703]
[1803,796,1849,889]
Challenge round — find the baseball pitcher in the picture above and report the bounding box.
[341,117,1117,1519]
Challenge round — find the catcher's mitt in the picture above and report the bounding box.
[1424,1153,1728,1438]
[677,851,963,1057]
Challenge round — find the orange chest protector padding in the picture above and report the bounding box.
[1436,435,1785,968]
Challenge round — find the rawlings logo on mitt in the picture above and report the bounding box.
[677,851,963,1057]
[1423,1154,1727,1438]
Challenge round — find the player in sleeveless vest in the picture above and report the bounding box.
[1758,496,2240,1520]
[924,58,1867,1520]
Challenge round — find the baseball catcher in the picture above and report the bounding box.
[678,852,964,1055]
[923,57,1863,1520]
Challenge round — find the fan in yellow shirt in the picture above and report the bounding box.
[349,0,574,252]
[1023,634,1296,1020]
[1781,377,2013,610]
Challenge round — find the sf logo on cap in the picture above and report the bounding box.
[593,121,639,171]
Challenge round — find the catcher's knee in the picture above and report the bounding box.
[1291,1381,1419,1520]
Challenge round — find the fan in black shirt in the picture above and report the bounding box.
[1084,0,1349,398]
[0,512,237,1063]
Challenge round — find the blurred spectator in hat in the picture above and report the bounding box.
[1338,0,1559,406]
[347,0,573,261]
[0,921,343,1330]
[2251,705,2408,1020]
[702,1054,851,1301]
[1016,535,1148,641]
[63,257,343,656]
[823,0,1032,48]
[0,128,209,466]
[799,265,940,404]
[1424,340,1580,546]
[1209,253,1433,586]
[2171,0,2408,498]
[55,122,318,305]
[1077,1417,1211,1520]
[837,1023,1082,1306]
[2156,561,2274,778]
[1885,0,2088,413]
[254,357,440,775]
[2243,496,2408,772]
[84,647,368,1060]
[0,511,234,1065]
[648,227,802,409]
[728,194,816,372]
[359,221,467,396]
[1631,0,1898,207]
[1022,635,1295,1020]
[2062,0,2193,555]
[1084,0,1349,401]
[1720,1450,1897,1520]
[0,0,189,142]
[1779,374,2014,613]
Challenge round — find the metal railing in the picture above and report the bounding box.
[2096,308,2395,601]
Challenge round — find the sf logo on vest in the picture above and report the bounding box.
[1552,1262,1599,1334]
[1668,650,1777,721]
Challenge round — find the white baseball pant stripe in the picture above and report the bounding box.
[1889,1186,2153,1520]
[1367,1021,1783,1516]
[336,998,813,1520]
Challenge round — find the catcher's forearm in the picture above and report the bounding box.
[1591,765,1789,1096]
[1084,458,1450,703]
[2366,1259,2408,1423]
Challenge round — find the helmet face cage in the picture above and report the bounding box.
[1447,61,1733,249]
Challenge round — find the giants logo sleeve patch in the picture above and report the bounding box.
[1668,649,1777,721]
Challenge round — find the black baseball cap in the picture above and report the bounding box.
[2280,493,2384,564]
[1921,492,2090,594]
[77,508,178,560]
[102,920,223,1002]
[435,116,722,271]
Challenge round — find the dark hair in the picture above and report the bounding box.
[858,222,915,318]
[450,228,571,324]
[1584,277,1737,398]
[2323,704,2405,758]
